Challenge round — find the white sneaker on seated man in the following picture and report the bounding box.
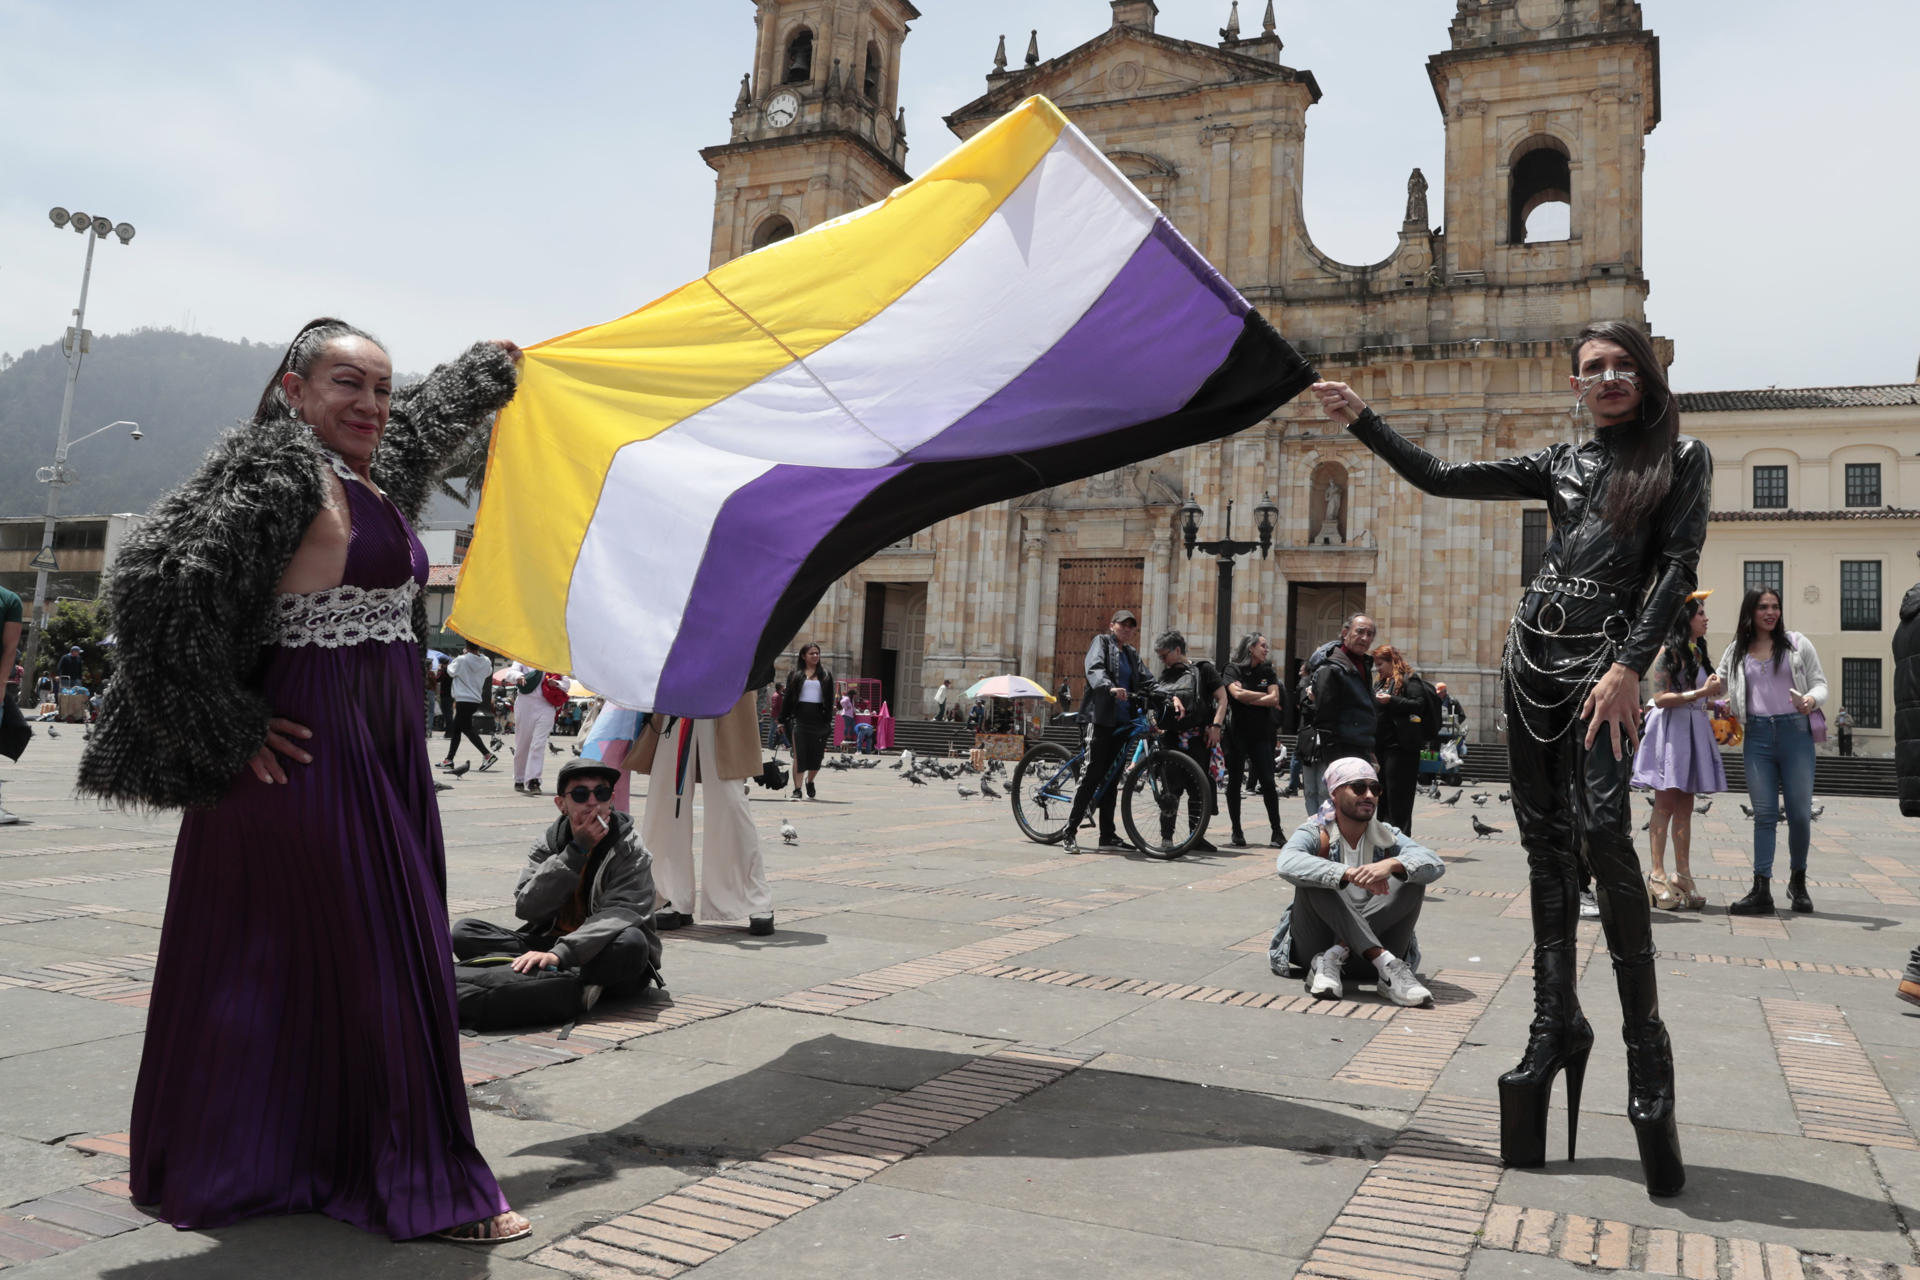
[1267,755,1444,1007]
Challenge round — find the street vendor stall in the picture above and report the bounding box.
[964,675,1054,760]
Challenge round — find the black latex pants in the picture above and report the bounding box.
[1503,654,1666,1050]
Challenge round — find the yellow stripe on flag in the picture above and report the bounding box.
[451,98,1069,674]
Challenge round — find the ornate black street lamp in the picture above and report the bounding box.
[1182,491,1279,664]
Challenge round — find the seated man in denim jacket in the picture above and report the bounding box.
[1268,756,1444,1007]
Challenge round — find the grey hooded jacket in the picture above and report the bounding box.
[516,809,662,971]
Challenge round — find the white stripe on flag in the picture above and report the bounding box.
[673,128,1157,467]
[566,431,775,710]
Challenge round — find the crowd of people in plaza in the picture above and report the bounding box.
[3,293,1918,1260]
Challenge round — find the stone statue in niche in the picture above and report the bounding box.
[1311,466,1348,546]
[1405,168,1429,226]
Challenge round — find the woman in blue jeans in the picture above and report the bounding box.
[1715,587,1826,914]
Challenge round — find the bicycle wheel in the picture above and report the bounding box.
[1121,749,1210,859]
[1010,742,1080,845]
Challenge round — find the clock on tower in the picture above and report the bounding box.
[699,0,918,268]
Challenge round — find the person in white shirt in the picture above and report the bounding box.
[440,643,498,773]
[780,643,833,800]
[512,669,560,794]
[1267,756,1443,1007]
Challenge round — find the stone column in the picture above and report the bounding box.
[1150,531,1173,644]
[1203,124,1236,274]
[1018,528,1045,677]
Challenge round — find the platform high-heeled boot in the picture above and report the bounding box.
[1498,948,1594,1168]
[1616,961,1685,1196]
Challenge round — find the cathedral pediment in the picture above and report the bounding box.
[945,27,1317,130]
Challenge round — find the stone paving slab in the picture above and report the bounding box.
[0,731,1916,1277]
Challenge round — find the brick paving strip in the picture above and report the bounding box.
[525,1045,1095,1278]
[1334,968,1508,1090]
[462,995,754,1086]
[0,866,170,892]
[1731,912,1793,939]
[1480,1202,1920,1279]
[1760,999,1919,1149]
[0,1177,155,1266]
[760,928,1071,1016]
[0,839,173,861]
[1298,1092,1504,1279]
[970,963,1399,1021]
[0,901,131,928]
[1668,952,1900,981]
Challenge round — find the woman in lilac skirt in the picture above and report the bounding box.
[78,320,530,1243]
[1631,593,1726,910]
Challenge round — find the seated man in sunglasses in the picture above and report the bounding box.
[451,757,663,1003]
[1267,756,1443,1007]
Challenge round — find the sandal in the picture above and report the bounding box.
[1646,871,1679,910]
[434,1210,532,1244]
[1669,873,1706,911]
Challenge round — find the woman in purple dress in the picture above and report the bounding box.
[77,319,529,1243]
[1631,592,1726,910]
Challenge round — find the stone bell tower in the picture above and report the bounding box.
[700,0,919,268]
[1426,0,1662,337]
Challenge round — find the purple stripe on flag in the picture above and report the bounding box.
[653,463,903,710]
[901,218,1248,462]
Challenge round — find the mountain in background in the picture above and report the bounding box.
[0,328,475,526]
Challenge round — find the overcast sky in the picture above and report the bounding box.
[3,0,1914,393]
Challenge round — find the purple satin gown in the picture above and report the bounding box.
[130,466,507,1240]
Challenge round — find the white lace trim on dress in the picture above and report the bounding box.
[271,580,419,649]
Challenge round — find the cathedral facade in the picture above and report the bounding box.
[702,0,1665,732]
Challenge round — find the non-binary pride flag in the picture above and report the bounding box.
[451,96,1315,717]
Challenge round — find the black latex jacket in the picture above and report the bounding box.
[1346,409,1712,675]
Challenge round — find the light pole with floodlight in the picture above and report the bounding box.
[21,207,138,681]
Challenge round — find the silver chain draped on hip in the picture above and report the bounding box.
[1500,608,1623,744]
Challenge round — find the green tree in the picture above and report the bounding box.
[37,597,114,686]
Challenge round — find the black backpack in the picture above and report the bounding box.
[455,959,587,1031]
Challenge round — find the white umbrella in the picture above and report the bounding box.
[963,675,1055,701]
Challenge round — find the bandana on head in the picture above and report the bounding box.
[1323,757,1378,794]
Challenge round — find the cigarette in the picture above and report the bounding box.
[594,814,609,834]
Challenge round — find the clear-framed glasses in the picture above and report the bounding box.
[1575,368,1640,394]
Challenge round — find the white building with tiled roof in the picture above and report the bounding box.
[1681,382,1920,753]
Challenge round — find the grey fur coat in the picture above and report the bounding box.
[76,342,518,809]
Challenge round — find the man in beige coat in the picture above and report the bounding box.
[626,693,774,935]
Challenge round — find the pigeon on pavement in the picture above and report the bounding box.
[1740,803,1754,818]
[1470,792,1490,806]
[1440,790,1462,806]
[1809,804,1824,821]
[1694,798,1712,815]
[981,779,1003,800]
[779,820,798,845]
[957,784,977,799]
[451,761,472,778]
[906,772,928,787]
[1471,815,1501,839]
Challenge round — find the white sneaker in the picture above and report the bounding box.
[1307,948,1345,1001]
[1579,890,1601,919]
[1377,956,1433,1007]
[0,807,17,826]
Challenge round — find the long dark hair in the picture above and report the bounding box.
[253,317,384,424]
[1660,596,1709,689]
[1733,588,1790,670]
[1572,320,1680,537]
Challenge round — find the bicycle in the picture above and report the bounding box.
[1009,699,1211,858]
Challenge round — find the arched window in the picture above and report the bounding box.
[752,215,795,250]
[863,41,883,100]
[783,28,814,84]
[1508,136,1571,244]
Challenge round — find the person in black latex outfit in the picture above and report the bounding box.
[1312,320,1709,1199]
